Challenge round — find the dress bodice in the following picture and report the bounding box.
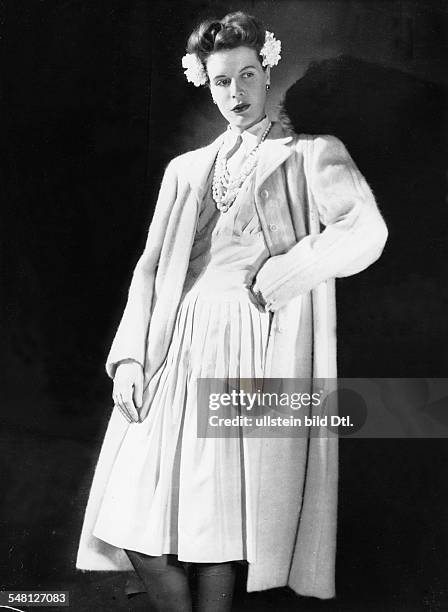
[183,169,270,296]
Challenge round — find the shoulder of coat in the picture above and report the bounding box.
[270,122,315,152]
[166,134,224,180]
[291,133,345,152]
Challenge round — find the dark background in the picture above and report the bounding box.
[2,0,448,610]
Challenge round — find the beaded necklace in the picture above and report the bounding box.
[212,120,272,213]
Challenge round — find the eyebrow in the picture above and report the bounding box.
[212,65,258,80]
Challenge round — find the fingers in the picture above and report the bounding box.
[112,388,140,423]
[113,390,133,423]
[112,362,143,424]
[133,371,144,410]
[115,404,132,423]
[120,392,139,423]
[125,388,140,423]
[247,287,265,312]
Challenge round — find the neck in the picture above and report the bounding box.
[230,111,267,134]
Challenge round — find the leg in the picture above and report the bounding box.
[125,550,192,612]
[191,561,236,612]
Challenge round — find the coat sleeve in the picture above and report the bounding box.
[105,158,179,379]
[252,135,388,311]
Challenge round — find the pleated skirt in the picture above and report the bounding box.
[92,270,271,563]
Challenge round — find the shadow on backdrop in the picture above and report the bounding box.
[282,54,448,377]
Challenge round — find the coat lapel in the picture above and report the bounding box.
[188,134,224,201]
[255,122,294,191]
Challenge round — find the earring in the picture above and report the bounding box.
[266,84,270,91]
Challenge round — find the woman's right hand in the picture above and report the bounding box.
[112,360,144,423]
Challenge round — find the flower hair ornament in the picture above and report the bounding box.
[181,30,282,86]
[181,53,207,87]
[260,31,281,68]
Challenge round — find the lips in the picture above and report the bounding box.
[231,103,250,113]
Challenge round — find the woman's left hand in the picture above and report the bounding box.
[247,283,267,312]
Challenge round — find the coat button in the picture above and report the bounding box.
[261,189,269,199]
[269,223,278,231]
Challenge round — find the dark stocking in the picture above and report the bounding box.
[191,561,236,612]
[125,550,192,612]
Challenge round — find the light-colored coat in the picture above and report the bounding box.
[76,121,387,599]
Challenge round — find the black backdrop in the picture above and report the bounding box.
[2,1,448,610]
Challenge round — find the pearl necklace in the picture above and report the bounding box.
[212,121,272,213]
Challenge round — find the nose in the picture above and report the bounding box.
[230,78,244,98]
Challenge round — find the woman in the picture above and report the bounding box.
[76,11,388,611]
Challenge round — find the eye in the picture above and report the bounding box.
[215,78,230,87]
[242,71,254,79]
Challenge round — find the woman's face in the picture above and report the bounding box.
[206,46,270,133]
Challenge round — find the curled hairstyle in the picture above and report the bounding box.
[187,12,267,81]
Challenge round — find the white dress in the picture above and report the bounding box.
[92,119,273,564]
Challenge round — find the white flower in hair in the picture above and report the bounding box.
[181,53,207,86]
[260,30,282,68]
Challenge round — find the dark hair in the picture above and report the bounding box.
[186,11,266,81]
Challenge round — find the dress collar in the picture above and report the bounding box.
[187,120,294,199]
[225,115,271,152]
